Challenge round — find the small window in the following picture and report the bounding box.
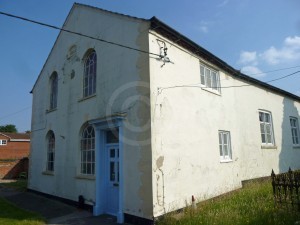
[259,111,275,145]
[0,140,7,145]
[219,131,232,161]
[83,50,97,97]
[81,125,95,175]
[290,117,300,145]
[200,64,221,93]
[50,72,58,110]
[47,131,55,172]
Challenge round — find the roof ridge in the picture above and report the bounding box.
[74,2,149,22]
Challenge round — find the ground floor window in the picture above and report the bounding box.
[81,125,95,175]
[0,140,7,145]
[259,111,275,145]
[47,131,55,172]
[219,130,232,162]
[290,117,300,145]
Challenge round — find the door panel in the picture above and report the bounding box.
[106,145,119,215]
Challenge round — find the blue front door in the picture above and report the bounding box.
[105,145,119,215]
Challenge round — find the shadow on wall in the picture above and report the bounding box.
[279,98,300,173]
[0,158,29,179]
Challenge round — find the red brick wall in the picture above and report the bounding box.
[0,158,28,179]
[0,141,30,159]
[0,136,30,179]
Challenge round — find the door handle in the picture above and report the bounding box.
[113,183,119,187]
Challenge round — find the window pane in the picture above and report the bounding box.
[106,129,119,143]
[212,72,217,90]
[260,124,265,134]
[206,69,211,88]
[219,145,223,156]
[200,65,205,85]
[224,134,228,144]
[259,112,264,122]
[110,149,115,158]
[80,125,95,175]
[218,131,232,160]
[83,51,97,97]
[110,162,115,181]
[265,113,270,122]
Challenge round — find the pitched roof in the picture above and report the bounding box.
[0,132,30,141]
[150,17,300,102]
[31,3,147,93]
[31,3,300,102]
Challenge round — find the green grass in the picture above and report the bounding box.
[0,197,45,225]
[0,180,45,225]
[157,180,300,225]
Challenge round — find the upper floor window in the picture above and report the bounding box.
[50,72,58,110]
[290,117,300,146]
[219,131,232,162]
[0,140,7,145]
[83,50,97,97]
[47,131,55,172]
[259,111,275,145]
[80,125,95,175]
[200,64,221,93]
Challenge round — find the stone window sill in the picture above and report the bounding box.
[75,175,95,180]
[261,145,277,150]
[42,171,54,176]
[78,94,96,102]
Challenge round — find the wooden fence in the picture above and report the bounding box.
[271,168,300,211]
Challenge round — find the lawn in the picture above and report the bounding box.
[0,180,45,225]
[157,179,300,225]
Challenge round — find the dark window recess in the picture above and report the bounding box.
[106,129,119,143]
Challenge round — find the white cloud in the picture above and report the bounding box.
[200,25,208,33]
[284,36,300,48]
[238,51,257,65]
[260,36,300,65]
[197,21,211,33]
[240,66,266,78]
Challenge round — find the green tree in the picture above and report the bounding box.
[0,124,18,133]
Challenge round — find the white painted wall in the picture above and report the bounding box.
[29,5,153,219]
[30,5,300,221]
[149,32,300,217]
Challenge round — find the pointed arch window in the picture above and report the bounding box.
[50,72,58,110]
[81,125,95,175]
[47,131,55,172]
[83,50,97,97]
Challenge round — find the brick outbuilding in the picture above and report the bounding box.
[0,132,30,179]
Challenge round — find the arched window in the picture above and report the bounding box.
[83,50,97,97]
[47,131,55,171]
[81,125,95,175]
[50,72,58,110]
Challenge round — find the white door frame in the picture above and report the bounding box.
[89,115,125,223]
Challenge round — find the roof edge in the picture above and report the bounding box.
[150,17,300,102]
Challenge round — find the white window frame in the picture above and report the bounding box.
[49,72,58,110]
[200,63,221,93]
[47,131,55,172]
[83,50,97,98]
[0,140,7,145]
[259,111,275,146]
[219,131,232,162]
[80,125,95,175]
[290,117,300,146]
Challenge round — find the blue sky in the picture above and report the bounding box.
[0,0,300,132]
